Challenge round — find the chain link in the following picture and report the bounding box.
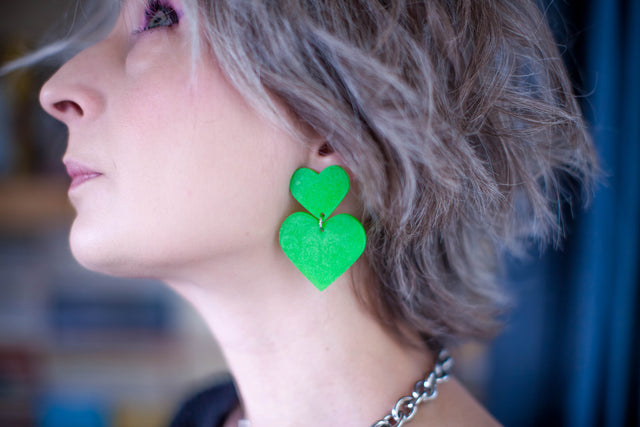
[371,348,453,427]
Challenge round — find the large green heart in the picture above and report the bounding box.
[279,211,366,291]
[290,166,350,219]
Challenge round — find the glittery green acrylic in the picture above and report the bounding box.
[279,165,366,291]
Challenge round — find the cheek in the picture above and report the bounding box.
[97,66,305,268]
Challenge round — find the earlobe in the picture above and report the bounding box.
[307,141,344,172]
[318,143,334,157]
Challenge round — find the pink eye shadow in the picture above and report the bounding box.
[137,0,184,32]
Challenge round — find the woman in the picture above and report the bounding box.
[34,0,596,425]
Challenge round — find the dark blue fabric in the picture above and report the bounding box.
[168,379,238,427]
[488,0,640,426]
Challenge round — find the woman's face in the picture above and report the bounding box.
[39,0,308,279]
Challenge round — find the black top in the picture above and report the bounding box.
[168,379,239,427]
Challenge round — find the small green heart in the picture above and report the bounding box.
[279,211,366,291]
[290,166,350,219]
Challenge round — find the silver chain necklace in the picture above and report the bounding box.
[237,348,453,427]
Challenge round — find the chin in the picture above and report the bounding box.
[68,220,153,279]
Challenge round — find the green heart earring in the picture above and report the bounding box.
[279,165,367,291]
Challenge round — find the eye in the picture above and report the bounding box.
[137,0,180,33]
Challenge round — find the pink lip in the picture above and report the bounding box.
[64,160,103,190]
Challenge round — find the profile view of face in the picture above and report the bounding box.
[39,0,306,280]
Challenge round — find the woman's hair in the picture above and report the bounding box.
[4,0,597,345]
[200,0,598,345]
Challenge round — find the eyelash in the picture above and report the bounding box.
[135,0,180,34]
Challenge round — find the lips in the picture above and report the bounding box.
[64,160,103,190]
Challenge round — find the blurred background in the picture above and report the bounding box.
[0,2,232,427]
[0,0,638,426]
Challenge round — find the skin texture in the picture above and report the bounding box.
[40,0,306,280]
[39,1,500,425]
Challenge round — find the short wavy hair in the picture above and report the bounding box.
[4,0,597,345]
[199,0,597,344]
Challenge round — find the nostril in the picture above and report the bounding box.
[53,100,84,117]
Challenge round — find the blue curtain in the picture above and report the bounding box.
[488,0,640,426]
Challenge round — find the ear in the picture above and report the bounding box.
[304,140,362,217]
[306,141,344,172]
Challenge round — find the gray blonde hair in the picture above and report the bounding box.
[4,0,597,345]
[199,0,597,344]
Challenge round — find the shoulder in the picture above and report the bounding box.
[168,376,238,427]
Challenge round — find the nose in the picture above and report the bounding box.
[39,49,107,125]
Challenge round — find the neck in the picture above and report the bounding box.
[163,254,433,427]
